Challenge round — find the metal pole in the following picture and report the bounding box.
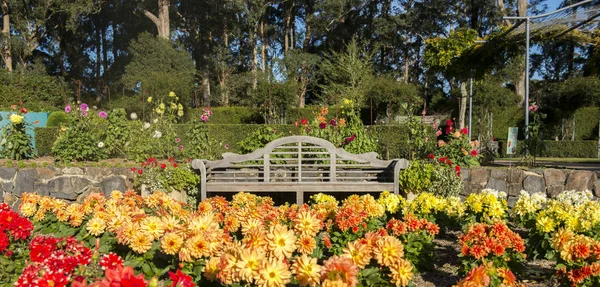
[525,19,530,145]
[469,69,473,139]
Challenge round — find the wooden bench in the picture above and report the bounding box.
[191,136,408,204]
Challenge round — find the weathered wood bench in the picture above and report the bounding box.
[191,136,408,204]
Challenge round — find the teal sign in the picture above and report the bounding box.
[0,112,49,148]
[506,127,518,155]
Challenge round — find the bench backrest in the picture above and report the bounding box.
[192,136,408,200]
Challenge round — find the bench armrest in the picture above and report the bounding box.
[191,159,208,201]
[390,159,409,195]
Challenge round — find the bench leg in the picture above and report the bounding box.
[296,190,303,205]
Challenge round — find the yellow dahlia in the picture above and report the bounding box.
[266,224,297,260]
[140,216,165,240]
[293,210,322,237]
[373,236,404,267]
[203,256,221,281]
[187,235,211,259]
[243,229,268,250]
[322,279,347,287]
[161,232,184,255]
[292,255,322,287]
[389,258,413,287]
[129,232,153,254]
[19,202,37,217]
[86,217,106,237]
[235,248,265,283]
[296,235,317,255]
[256,257,292,287]
[55,209,69,222]
[342,241,371,269]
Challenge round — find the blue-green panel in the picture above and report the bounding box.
[0,112,49,148]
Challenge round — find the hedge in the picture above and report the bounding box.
[496,140,598,158]
[34,127,58,157]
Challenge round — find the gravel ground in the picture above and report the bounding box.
[412,231,558,287]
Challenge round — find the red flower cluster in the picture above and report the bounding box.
[445,119,454,134]
[169,269,196,287]
[427,154,461,177]
[342,134,356,146]
[335,205,368,233]
[17,236,93,287]
[0,203,33,254]
[386,214,439,236]
[459,222,525,261]
[557,262,600,285]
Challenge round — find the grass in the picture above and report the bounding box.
[497,157,600,163]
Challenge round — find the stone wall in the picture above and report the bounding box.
[0,167,134,208]
[461,168,600,206]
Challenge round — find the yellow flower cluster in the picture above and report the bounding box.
[512,190,547,217]
[310,193,339,219]
[377,191,405,214]
[463,192,508,223]
[342,194,385,219]
[534,200,600,234]
[9,114,24,124]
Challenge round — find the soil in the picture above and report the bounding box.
[412,230,558,287]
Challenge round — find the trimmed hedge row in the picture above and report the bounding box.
[471,107,599,141]
[496,140,598,158]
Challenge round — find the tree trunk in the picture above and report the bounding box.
[1,0,11,72]
[303,0,312,52]
[251,30,258,90]
[221,25,229,106]
[144,0,170,39]
[459,82,468,129]
[101,23,108,75]
[497,0,511,26]
[202,70,210,106]
[96,28,102,102]
[516,0,527,104]
[260,20,266,72]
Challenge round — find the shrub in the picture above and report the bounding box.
[399,157,462,197]
[34,127,58,156]
[46,111,70,127]
[52,103,109,162]
[238,125,284,154]
[0,107,36,160]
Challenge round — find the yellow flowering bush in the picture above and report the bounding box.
[513,190,600,260]
[462,189,508,225]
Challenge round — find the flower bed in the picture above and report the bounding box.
[0,188,598,286]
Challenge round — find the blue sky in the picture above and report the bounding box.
[546,0,562,11]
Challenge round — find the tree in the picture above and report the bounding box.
[121,32,195,102]
[319,39,374,108]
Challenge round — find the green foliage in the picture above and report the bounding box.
[399,159,462,197]
[121,33,195,103]
[0,63,67,111]
[133,159,200,205]
[398,160,435,194]
[185,121,211,159]
[424,28,478,71]
[574,107,600,140]
[238,125,284,154]
[319,39,374,107]
[46,111,70,127]
[124,92,187,161]
[0,110,36,160]
[437,120,480,167]
[187,107,264,124]
[523,101,547,164]
[369,77,422,122]
[51,104,108,162]
[34,127,57,156]
[104,108,130,157]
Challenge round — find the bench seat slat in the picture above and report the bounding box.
[206,182,395,192]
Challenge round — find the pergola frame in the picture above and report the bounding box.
[500,0,600,146]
